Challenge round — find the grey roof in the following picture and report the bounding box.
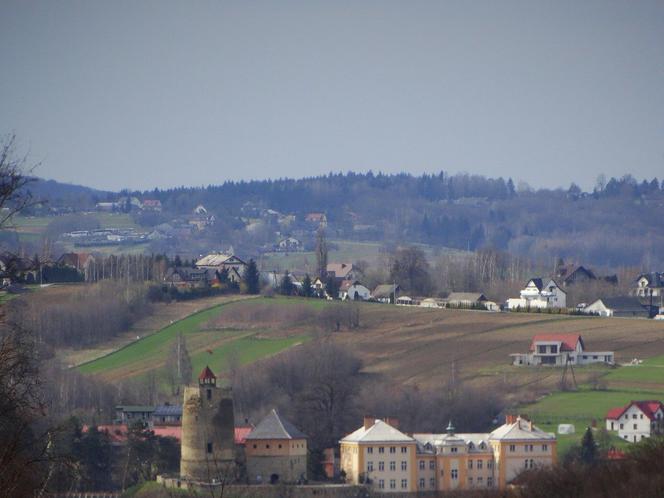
[341,419,414,443]
[528,278,544,291]
[447,292,487,303]
[153,404,182,417]
[595,296,647,312]
[245,409,307,440]
[372,284,399,298]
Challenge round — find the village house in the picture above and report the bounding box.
[244,409,308,484]
[506,278,566,310]
[114,405,155,425]
[164,266,214,289]
[153,404,183,426]
[510,334,614,366]
[276,237,303,252]
[372,284,400,304]
[339,280,371,301]
[141,199,162,211]
[195,252,246,283]
[634,272,664,298]
[583,296,652,318]
[304,212,327,227]
[606,400,664,443]
[327,263,356,282]
[340,415,556,493]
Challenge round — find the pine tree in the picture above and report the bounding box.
[174,255,182,267]
[301,274,313,297]
[280,271,294,295]
[244,259,260,294]
[580,427,597,465]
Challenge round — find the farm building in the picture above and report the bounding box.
[339,280,371,301]
[606,400,664,443]
[510,334,614,366]
[446,292,488,309]
[583,296,651,318]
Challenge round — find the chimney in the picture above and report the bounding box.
[505,414,517,425]
[384,417,400,429]
[363,416,375,430]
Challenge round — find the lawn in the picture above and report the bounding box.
[604,354,664,384]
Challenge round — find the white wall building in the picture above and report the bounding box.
[606,401,664,443]
[511,334,614,366]
[506,278,566,310]
[339,280,371,301]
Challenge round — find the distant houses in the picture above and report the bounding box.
[195,252,246,283]
[339,280,371,301]
[606,400,664,443]
[634,272,664,298]
[554,263,617,286]
[327,263,356,283]
[511,334,614,366]
[506,278,566,310]
[372,284,400,304]
[446,292,488,309]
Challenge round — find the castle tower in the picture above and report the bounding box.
[180,366,236,482]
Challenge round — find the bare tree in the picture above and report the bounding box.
[0,133,37,228]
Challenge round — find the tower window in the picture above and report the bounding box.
[207,389,212,400]
[207,443,213,453]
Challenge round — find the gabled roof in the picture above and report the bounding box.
[153,404,182,417]
[447,292,487,302]
[556,265,596,283]
[339,280,365,292]
[636,272,664,288]
[530,334,583,352]
[327,263,354,279]
[198,366,216,381]
[527,278,544,291]
[606,400,664,421]
[591,296,646,312]
[372,284,399,298]
[489,417,555,441]
[245,409,307,440]
[340,419,414,443]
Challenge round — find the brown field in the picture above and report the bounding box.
[211,298,664,403]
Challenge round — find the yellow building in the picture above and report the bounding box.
[341,416,556,493]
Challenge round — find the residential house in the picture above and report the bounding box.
[506,278,566,310]
[0,252,38,284]
[372,284,400,304]
[195,253,246,283]
[339,280,371,301]
[446,293,488,309]
[606,401,664,443]
[327,263,356,283]
[419,298,444,308]
[634,272,664,299]
[340,415,556,493]
[142,199,162,211]
[244,409,308,484]
[276,237,303,252]
[510,334,614,366]
[555,264,596,286]
[164,266,213,289]
[57,252,95,280]
[305,212,327,227]
[583,296,652,318]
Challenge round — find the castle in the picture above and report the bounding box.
[180,366,237,482]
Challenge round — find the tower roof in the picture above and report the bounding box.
[198,366,216,381]
[245,409,307,440]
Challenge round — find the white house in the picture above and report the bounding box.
[510,334,614,366]
[339,280,371,301]
[582,296,650,318]
[277,237,302,252]
[195,253,247,283]
[606,401,664,443]
[634,272,664,298]
[506,278,566,310]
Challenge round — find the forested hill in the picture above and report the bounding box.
[29,172,664,267]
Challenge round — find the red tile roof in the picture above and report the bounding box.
[606,400,664,421]
[85,424,249,445]
[198,365,216,381]
[530,334,583,352]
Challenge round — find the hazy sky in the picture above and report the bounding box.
[2,1,663,192]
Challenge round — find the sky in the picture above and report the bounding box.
[1,0,663,192]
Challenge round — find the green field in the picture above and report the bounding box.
[78,298,311,381]
[11,212,138,230]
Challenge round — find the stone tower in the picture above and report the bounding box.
[180,366,236,482]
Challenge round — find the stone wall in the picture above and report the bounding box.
[246,454,307,484]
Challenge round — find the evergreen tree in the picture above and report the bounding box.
[244,259,260,294]
[174,255,182,267]
[580,427,597,465]
[280,271,295,295]
[301,274,313,297]
[325,276,340,299]
[167,333,192,394]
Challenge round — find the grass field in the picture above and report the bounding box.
[77,296,313,382]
